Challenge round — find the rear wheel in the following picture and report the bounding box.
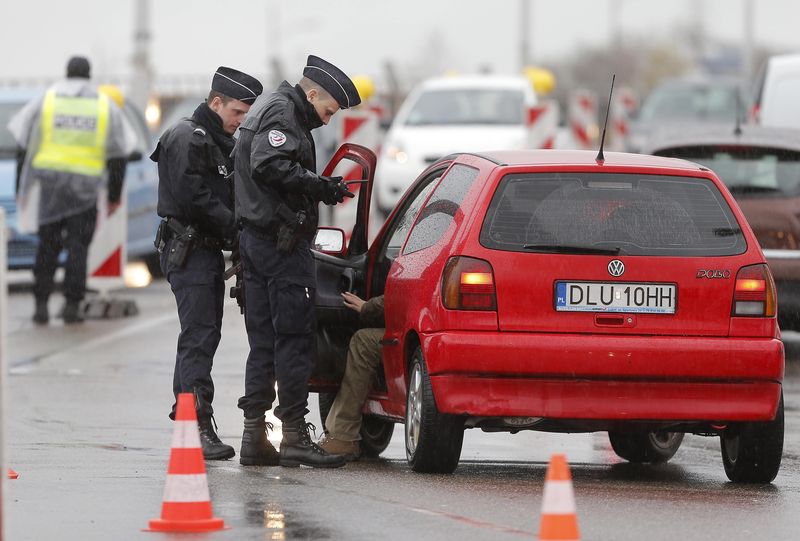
[720,392,784,483]
[608,431,684,463]
[405,346,464,473]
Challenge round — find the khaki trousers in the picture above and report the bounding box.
[325,328,384,441]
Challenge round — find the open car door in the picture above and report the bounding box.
[311,143,377,392]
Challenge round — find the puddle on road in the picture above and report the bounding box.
[245,499,333,540]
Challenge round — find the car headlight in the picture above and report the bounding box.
[385,144,408,164]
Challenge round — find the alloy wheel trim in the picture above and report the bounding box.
[406,363,423,455]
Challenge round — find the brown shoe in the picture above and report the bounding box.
[318,435,360,462]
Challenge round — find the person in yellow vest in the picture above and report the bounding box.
[8,56,137,324]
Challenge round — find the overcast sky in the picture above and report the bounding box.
[2,0,799,84]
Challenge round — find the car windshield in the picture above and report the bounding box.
[480,172,746,257]
[638,84,744,122]
[0,102,25,158]
[404,89,524,126]
[657,146,800,197]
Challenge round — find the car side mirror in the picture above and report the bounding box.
[313,227,346,256]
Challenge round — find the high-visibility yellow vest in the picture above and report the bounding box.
[32,88,110,177]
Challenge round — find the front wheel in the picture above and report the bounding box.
[405,346,464,473]
[608,431,684,463]
[721,392,784,483]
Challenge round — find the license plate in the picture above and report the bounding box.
[555,281,677,314]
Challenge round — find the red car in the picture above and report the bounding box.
[311,144,784,483]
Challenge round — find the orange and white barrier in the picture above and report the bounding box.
[538,454,581,541]
[609,86,639,152]
[324,107,382,237]
[528,99,560,149]
[147,393,226,533]
[568,90,598,151]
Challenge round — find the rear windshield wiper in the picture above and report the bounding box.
[522,244,621,255]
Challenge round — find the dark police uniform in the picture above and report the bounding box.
[234,55,360,468]
[152,66,262,460]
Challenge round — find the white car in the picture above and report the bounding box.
[751,53,800,128]
[375,76,543,216]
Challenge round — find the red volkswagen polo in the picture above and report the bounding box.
[312,144,784,483]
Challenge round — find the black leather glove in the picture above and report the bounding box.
[319,176,355,205]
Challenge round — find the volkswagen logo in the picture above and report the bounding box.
[608,259,625,277]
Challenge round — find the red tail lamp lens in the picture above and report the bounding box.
[732,264,776,317]
[442,257,497,310]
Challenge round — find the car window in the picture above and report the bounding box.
[656,146,800,197]
[403,165,480,255]
[480,172,747,257]
[405,89,524,126]
[384,178,438,259]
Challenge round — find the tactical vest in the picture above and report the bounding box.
[32,88,110,177]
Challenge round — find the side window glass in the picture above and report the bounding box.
[403,164,480,255]
[383,176,439,259]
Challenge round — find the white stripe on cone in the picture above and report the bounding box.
[541,480,577,514]
[170,420,202,449]
[163,474,211,503]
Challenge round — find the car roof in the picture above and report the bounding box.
[460,149,703,171]
[643,124,800,153]
[419,75,530,91]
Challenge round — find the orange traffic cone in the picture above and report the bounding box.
[538,454,580,541]
[147,393,226,532]
[7,468,19,480]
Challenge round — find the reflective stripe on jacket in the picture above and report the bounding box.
[32,88,110,177]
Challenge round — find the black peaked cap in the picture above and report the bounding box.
[66,56,91,79]
[303,55,361,109]
[212,67,263,104]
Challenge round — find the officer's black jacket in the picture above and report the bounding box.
[151,103,236,240]
[234,81,325,237]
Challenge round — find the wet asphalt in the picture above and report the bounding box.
[2,278,799,540]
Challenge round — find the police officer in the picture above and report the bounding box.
[8,56,136,325]
[152,67,262,460]
[234,55,359,468]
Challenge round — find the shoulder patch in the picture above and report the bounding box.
[193,127,207,136]
[268,129,287,147]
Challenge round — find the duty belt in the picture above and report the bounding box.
[163,217,225,249]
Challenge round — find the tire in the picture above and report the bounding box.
[608,431,684,463]
[360,416,395,457]
[720,392,784,483]
[318,392,394,457]
[405,346,464,473]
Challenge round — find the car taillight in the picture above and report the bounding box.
[442,256,497,310]
[732,264,776,317]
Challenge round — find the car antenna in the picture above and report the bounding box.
[734,90,743,136]
[596,74,615,164]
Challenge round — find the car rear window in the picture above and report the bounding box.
[654,146,800,197]
[480,172,747,256]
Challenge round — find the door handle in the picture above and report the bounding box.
[340,268,356,292]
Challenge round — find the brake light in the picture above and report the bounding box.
[732,264,776,317]
[442,256,497,310]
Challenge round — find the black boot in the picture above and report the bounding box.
[62,301,84,324]
[33,300,49,325]
[197,416,235,460]
[240,415,280,466]
[280,421,347,468]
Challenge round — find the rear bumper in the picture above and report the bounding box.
[421,331,784,421]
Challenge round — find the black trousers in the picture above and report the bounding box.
[34,207,97,303]
[237,228,316,424]
[161,243,225,419]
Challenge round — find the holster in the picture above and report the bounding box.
[163,218,197,269]
[275,204,307,254]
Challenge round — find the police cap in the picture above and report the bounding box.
[211,67,263,104]
[303,55,361,109]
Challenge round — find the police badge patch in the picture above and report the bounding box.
[268,130,287,147]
